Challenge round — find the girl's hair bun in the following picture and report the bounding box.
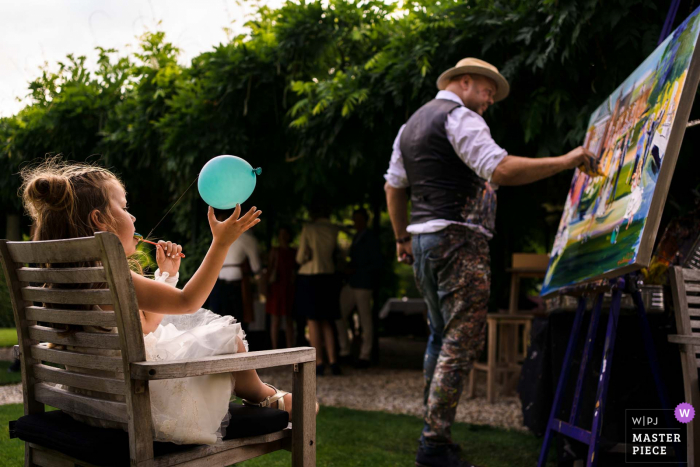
[24,173,73,212]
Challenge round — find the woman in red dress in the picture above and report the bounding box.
[265,226,297,349]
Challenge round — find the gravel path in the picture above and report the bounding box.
[0,384,22,405]
[0,347,21,405]
[257,336,525,431]
[257,366,525,432]
[0,348,15,361]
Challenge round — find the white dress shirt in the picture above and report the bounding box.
[384,90,508,238]
[218,231,261,281]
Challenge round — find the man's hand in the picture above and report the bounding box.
[563,146,599,176]
[396,241,414,265]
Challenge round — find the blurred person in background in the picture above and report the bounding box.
[337,208,383,369]
[265,225,297,349]
[209,209,262,331]
[295,197,342,376]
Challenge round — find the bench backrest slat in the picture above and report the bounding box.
[33,363,126,395]
[21,287,113,305]
[25,306,117,327]
[6,238,103,264]
[31,343,123,373]
[27,325,122,349]
[34,383,128,423]
[16,266,107,284]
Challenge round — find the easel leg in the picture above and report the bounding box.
[537,297,588,467]
[587,280,623,467]
[570,294,604,426]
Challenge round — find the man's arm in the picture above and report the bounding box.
[385,182,409,239]
[385,182,413,263]
[490,146,597,186]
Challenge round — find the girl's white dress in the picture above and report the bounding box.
[144,270,248,445]
[64,270,247,446]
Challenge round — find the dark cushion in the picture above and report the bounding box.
[11,403,289,467]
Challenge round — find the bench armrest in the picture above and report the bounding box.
[668,334,700,345]
[130,347,316,380]
[13,345,19,359]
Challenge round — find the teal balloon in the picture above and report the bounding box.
[198,155,262,209]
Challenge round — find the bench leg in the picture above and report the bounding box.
[25,445,33,467]
[486,319,497,404]
[292,361,316,467]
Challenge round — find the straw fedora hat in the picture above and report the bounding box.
[436,58,510,102]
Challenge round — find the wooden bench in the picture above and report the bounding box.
[0,232,316,467]
[668,266,700,466]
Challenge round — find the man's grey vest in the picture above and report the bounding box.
[400,98,497,234]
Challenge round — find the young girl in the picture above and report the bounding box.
[21,159,303,445]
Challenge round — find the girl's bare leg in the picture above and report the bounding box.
[322,320,337,364]
[231,337,293,416]
[308,319,324,365]
[270,315,280,349]
[284,317,295,348]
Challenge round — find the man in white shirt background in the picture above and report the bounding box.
[384,58,597,467]
[208,210,262,331]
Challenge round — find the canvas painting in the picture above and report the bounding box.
[542,6,700,296]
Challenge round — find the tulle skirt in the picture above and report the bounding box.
[144,309,247,445]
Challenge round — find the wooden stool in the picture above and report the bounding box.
[467,253,548,402]
[468,314,533,403]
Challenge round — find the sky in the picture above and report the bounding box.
[0,0,284,118]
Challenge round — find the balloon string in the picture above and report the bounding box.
[145,175,200,241]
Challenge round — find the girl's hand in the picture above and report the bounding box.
[156,240,182,276]
[207,204,262,247]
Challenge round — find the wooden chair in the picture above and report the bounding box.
[467,253,547,403]
[668,266,700,466]
[0,232,317,467]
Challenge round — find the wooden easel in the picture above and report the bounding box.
[536,275,680,466]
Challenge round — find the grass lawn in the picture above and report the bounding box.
[0,362,21,386]
[0,405,24,467]
[0,403,555,467]
[0,329,16,348]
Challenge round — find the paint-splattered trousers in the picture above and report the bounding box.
[412,225,490,449]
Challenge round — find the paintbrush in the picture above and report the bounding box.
[579,158,604,177]
[134,233,186,258]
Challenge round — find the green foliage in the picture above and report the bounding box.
[0,0,697,307]
[0,362,21,387]
[0,274,13,329]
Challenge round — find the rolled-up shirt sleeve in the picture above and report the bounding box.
[445,108,508,182]
[384,124,409,189]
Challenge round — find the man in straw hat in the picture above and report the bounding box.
[384,58,597,467]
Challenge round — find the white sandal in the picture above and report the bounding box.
[243,383,289,411]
